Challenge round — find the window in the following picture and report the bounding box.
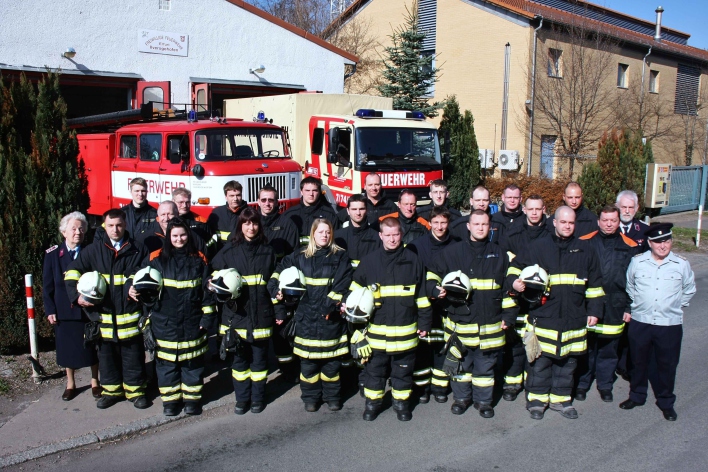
[167,135,189,162]
[159,0,171,11]
[548,49,562,77]
[311,128,324,155]
[140,134,162,161]
[119,136,137,159]
[142,86,165,111]
[355,127,441,168]
[194,129,286,161]
[649,70,659,93]
[617,63,628,88]
[421,51,435,97]
[675,64,700,115]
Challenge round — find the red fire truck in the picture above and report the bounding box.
[71,107,302,222]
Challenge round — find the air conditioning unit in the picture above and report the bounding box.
[498,150,520,170]
[478,149,495,169]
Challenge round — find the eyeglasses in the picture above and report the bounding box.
[259,198,276,203]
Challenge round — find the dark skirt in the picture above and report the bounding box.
[55,318,98,369]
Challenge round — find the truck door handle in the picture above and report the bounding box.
[159,168,167,171]
[323,173,330,177]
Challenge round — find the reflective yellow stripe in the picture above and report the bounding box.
[480,321,502,335]
[365,388,385,400]
[470,279,500,290]
[202,305,216,314]
[507,251,516,261]
[479,336,505,350]
[294,334,347,347]
[219,231,230,241]
[100,311,140,325]
[321,372,340,382]
[528,392,549,403]
[416,297,431,308]
[64,270,81,281]
[159,385,180,394]
[549,274,586,286]
[588,323,624,336]
[549,394,571,403]
[368,322,417,336]
[472,377,494,387]
[299,236,310,245]
[505,374,523,385]
[101,274,127,285]
[350,260,360,268]
[453,373,473,382]
[443,318,479,335]
[235,327,273,340]
[368,337,418,352]
[161,392,182,402]
[163,278,202,288]
[232,369,251,381]
[327,291,343,301]
[559,340,587,356]
[251,370,268,382]
[426,271,442,283]
[534,326,559,341]
[502,297,517,309]
[378,285,415,297]
[156,334,207,350]
[413,367,432,376]
[507,267,522,276]
[585,287,605,298]
[561,328,587,342]
[242,275,266,285]
[300,373,320,384]
[305,277,330,286]
[391,389,411,400]
[181,383,202,393]
[271,272,280,281]
[349,281,363,291]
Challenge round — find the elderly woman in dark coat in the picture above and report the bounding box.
[43,211,100,401]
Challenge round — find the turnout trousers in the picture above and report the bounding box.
[232,340,269,403]
[413,340,449,396]
[273,322,299,381]
[451,347,498,405]
[526,354,577,408]
[364,350,416,404]
[98,337,146,399]
[156,356,204,405]
[299,357,342,403]
[576,334,620,392]
[503,330,526,392]
[628,321,682,410]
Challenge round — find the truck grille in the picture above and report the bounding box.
[246,175,288,203]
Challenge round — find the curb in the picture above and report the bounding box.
[0,395,231,468]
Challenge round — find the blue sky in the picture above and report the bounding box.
[600,1,708,50]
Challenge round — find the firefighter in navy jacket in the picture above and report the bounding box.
[282,177,338,247]
[212,208,278,415]
[65,208,149,409]
[427,210,518,418]
[141,218,216,416]
[508,206,604,420]
[350,217,432,422]
[268,218,352,412]
[207,180,249,250]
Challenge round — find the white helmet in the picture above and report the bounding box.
[77,271,107,305]
[279,267,307,307]
[209,268,243,302]
[442,270,472,304]
[344,287,375,323]
[133,266,163,306]
[518,264,550,304]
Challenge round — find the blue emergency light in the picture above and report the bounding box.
[188,110,197,122]
[355,109,383,118]
[257,111,266,121]
[407,111,425,119]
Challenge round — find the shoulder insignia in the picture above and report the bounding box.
[675,253,687,261]
[620,233,638,247]
[579,231,597,240]
[150,248,163,261]
[45,245,58,253]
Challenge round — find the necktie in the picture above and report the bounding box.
[71,249,78,260]
[114,242,121,250]
[622,224,629,234]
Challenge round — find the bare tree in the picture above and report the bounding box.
[675,80,708,165]
[326,16,383,95]
[612,79,675,143]
[250,0,331,36]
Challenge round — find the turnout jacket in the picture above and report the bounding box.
[336,195,398,228]
[334,223,382,268]
[283,197,338,246]
[268,247,352,358]
[417,201,462,223]
[65,232,148,342]
[548,204,598,238]
[92,202,157,245]
[379,212,431,245]
[143,226,208,259]
[508,233,605,359]
[499,216,549,258]
[350,246,432,354]
[261,209,299,262]
[490,207,524,245]
[427,239,518,350]
[207,201,249,247]
[146,250,216,362]
[212,240,277,342]
[580,230,639,337]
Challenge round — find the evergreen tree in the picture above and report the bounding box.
[377,1,443,118]
[0,72,88,352]
[438,96,481,209]
[579,128,653,215]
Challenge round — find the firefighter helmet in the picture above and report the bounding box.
[441,270,472,304]
[279,266,306,307]
[518,264,550,304]
[133,266,163,306]
[344,287,375,323]
[77,271,107,305]
[209,268,243,302]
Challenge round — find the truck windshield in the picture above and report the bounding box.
[355,127,441,168]
[194,129,287,161]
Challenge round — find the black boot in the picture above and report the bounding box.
[392,400,412,421]
[362,400,382,421]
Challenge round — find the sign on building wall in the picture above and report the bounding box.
[138,29,189,57]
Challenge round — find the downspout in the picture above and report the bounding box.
[640,47,652,121]
[527,16,543,176]
[344,63,357,81]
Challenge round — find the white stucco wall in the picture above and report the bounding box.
[0,0,348,103]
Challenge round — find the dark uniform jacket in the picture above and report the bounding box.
[212,240,277,343]
[580,230,639,337]
[490,207,524,245]
[261,209,299,262]
[427,239,518,350]
[500,216,549,258]
[622,218,649,252]
[182,211,216,258]
[351,246,432,354]
[508,233,604,359]
[269,247,352,359]
[146,250,216,362]
[449,208,492,242]
[548,204,598,238]
[65,232,148,342]
[143,226,209,260]
[334,223,382,269]
[207,201,248,247]
[93,202,157,245]
[283,197,338,246]
[43,242,84,321]
[417,201,462,223]
[336,195,398,228]
[379,211,431,245]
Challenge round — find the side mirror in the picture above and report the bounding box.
[169,150,182,164]
[192,164,205,178]
[443,153,451,165]
[327,128,341,164]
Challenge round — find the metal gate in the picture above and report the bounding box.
[658,165,708,214]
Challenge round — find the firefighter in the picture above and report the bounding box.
[379,189,430,245]
[547,182,598,238]
[575,205,640,402]
[450,185,492,241]
[417,179,462,223]
[427,210,518,417]
[207,180,248,249]
[498,195,549,401]
[489,184,524,245]
[257,185,300,382]
[508,206,604,420]
[350,217,432,422]
[172,187,215,257]
[93,177,157,245]
[65,208,149,409]
[283,176,338,247]
[336,172,398,228]
[136,219,216,416]
[407,206,455,404]
[143,202,208,257]
[211,208,278,415]
[616,190,649,251]
[268,218,352,412]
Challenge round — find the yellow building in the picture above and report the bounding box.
[328,0,708,178]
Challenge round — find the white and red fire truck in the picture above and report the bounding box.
[71,107,302,222]
[223,94,443,207]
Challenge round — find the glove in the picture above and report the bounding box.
[280,317,297,347]
[440,333,467,377]
[350,330,372,362]
[523,322,542,363]
[83,320,101,349]
[220,327,243,360]
[138,315,156,353]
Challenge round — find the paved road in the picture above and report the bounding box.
[11,254,708,472]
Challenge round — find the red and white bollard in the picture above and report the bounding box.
[25,274,41,382]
